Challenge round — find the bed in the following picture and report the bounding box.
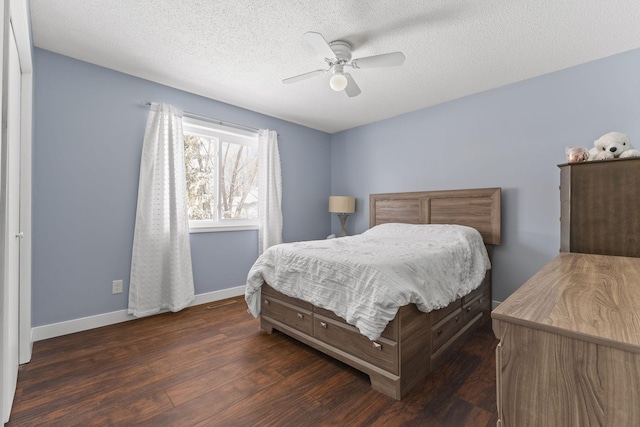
[245,187,501,399]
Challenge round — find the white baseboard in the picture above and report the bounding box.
[492,300,502,310]
[32,285,245,342]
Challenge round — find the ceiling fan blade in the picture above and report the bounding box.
[282,69,326,84]
[304,31,337,59]
[351,52,405,68]
[344,74,361,97]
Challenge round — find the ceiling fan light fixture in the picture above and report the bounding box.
[329,73,348,91]
[284,31,404,97]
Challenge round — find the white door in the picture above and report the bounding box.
[2,23,21,424]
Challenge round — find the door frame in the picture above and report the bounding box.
[0,0,31,421]
[11,0,33,366]
[3,0,32,364]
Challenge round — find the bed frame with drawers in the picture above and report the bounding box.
[259,188,501,399]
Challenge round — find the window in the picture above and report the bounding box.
[182,117,259,232]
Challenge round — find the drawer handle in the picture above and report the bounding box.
[467,306,472,312]
[320,321,327,329]
[455,315,460,322]
[297,313,304,320]
[263,299,270,306]
[436,330,443,336]
[372,341,382,351]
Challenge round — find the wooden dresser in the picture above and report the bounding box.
[493,158,640,425]
[559,158,640,257]
[492,253,640,426]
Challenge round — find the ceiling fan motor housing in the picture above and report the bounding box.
[328,40,352,63]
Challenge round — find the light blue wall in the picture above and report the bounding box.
[330,48,640,302]
[33,46,640,327]
[32,48,332,326]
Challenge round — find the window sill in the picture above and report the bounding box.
[189,224,259,234]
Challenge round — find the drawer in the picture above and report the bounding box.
[314,306,397,341]
[463,292,489,323]
[431,298,462,324]
[261,295,312,335]
[431,307,463,352]
[431,311,482,370]
[262,284,313,311]
[314,314,398,374]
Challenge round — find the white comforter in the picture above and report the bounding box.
[245,223,491,340]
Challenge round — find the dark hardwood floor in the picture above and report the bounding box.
[7,296,499,426]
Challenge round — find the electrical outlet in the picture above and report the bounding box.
[112,280,123,294]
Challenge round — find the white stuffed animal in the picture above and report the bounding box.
[588,132,640,161]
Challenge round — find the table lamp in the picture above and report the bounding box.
[329,196,356,237]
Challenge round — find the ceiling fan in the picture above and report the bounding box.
[283,31,406,97]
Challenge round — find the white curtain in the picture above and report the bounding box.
[129,103,195,316]
[258,129,283,254]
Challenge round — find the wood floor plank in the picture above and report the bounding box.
[139,370,283,426]
[164,350,285,407]
[46,389,174,427]
[303,368,371,406]
[6,296,499,426]
[437,398,494,427]
[200,357,337,426]
[309,388,394,426]
[10,362,156,419]
[455,351,498,413]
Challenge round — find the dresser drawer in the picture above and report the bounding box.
[314,314,398,374]
[431,307,463,352]
[261,295,312,335]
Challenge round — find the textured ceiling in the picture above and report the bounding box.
[30,0,640,134]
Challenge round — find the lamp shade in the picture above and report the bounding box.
[329,196,356,213]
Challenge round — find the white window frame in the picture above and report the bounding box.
[182,117,259,233]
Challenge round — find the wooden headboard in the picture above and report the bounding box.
[370,187,501,245]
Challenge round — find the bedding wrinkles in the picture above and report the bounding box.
[245,223,490,340]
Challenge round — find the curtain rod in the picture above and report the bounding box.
[142,100,260,135]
